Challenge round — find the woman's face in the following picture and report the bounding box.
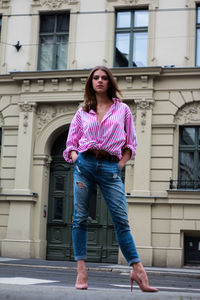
[92,69,110,94]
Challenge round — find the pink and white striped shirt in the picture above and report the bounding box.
[63,98,137,163]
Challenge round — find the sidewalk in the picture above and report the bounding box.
[0,257,200,278]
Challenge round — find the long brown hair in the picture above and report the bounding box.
[83,66,122,112]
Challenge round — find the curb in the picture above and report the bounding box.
[0,261,200,278]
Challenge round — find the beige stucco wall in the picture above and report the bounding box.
[0,0,200,266]
[0,0,200,73]
[0,67,200,267]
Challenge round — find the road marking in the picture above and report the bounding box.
[111,284,200,292]
[0,277,59,285]
[0,258,21,262]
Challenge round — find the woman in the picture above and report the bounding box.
[63,66,158,293]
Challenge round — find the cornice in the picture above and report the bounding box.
[0,67,200,83]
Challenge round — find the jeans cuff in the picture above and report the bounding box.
[74,255,87,261]
[128,258,141,266]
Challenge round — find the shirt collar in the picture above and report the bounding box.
[89,98,120,115]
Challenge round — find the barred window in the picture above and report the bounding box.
[178,127,200,189]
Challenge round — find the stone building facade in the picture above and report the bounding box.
[0,0,200,267]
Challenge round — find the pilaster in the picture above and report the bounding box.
[14,101,37,194]
[132,98,154,196]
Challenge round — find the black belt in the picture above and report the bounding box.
[84,149,119,162]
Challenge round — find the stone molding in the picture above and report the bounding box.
[32,0,79,9]
[0,112,4,126]
[106,0,159,9]
[135,98,154,110]
[19,102,37,134]
[175,101,200,125]
[135,98,154,131]
[19,102,37,113]
[0,0,10,8]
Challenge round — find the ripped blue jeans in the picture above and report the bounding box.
[72,152,140,266]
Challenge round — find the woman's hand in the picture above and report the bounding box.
[119,148,132,169]
[71,151,78,163]
[118,160,125,170]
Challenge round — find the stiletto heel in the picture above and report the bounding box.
[130,273,134,292]
[130,271,158,293]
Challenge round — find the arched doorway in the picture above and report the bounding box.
[46,129,119,263]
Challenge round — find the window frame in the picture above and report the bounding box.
[37,12,70,71]
[178,126,200,189]
[114,8,149,68]
[196,5,200,66]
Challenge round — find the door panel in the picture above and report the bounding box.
[47,159,119,263]
[184,236,200,264]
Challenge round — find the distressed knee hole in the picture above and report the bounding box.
[76,181,85,188]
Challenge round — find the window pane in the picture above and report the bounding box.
[180,127,195,145]
[0,128,2,151]
[57,14,69,32]
[197,6,200,24]
[134,10,148,27]
[179,152,194,184]
[116,11,131,28]
[40,15,55,33]
[39,36,54,70]
[55,176,64,191]
[198,153,200,180]
[56,35,68,69]
[199,128,200,145]
[133,32,148,66]
[197,29,200,66]
[54,197,63,220]
[115,33,130,67]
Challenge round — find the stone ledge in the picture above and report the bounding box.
[0,193,38,202]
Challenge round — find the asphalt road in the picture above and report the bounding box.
[0,263,200,299]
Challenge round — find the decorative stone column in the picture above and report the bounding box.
[14,101,37,194]
[132,98,154,196]
[1,101,38,259]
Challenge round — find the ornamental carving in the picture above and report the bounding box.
[36,104,77,134]
[123,101,136,121]
[0,112,4,126]
[19,102,36,113]
[0,0,10,8]
[135,98,154,132]
[19,102,37,134]
[174,102,200,124]
[135,98,154,110]
[33,0,79,9]
[106,0,138,3]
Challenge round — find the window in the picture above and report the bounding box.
[0,128,2,154]
[178,127,200,189]
[114,9,148,67]
[38,13,69,71]
[196,6,200,66]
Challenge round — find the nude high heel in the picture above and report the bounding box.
[130,271,158,292]
[75,282,88,290]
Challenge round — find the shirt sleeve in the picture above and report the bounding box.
[63,109,83,163]
[123,106,137,159]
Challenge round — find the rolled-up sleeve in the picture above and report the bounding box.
[63,109,83,163]
[124,107,137,159]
